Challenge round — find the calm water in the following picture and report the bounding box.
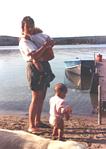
[0,45,106,116]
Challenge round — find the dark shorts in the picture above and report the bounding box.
[26,62,49,91]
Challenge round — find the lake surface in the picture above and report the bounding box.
[0,44,106,116]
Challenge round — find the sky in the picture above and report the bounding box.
[0,0,106,37]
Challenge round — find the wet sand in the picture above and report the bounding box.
[0,114,106,149]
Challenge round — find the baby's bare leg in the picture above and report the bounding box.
[57,118,64,140]
[32,60,43,72]
[52,126,58,140]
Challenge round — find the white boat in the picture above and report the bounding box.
[64,59,95,90]
[64,59,81,75]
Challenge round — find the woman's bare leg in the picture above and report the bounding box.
[28,90,40,130]
[35,86,47,125]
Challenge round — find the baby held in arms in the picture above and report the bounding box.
[23,28,55,72]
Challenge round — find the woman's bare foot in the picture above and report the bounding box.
[28,127,39,134]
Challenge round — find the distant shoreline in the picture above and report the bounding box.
[0,35,106,46]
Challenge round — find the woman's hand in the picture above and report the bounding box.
[43,40,52,49]
[46,37,55,47]
[43,37,55,50]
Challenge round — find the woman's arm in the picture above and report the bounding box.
[46,36,55,47]
[27,40,52,60]
[40,37,55,61]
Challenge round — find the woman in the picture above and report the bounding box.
[19,16,55,133]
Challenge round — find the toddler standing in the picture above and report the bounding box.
[49,83,72,141]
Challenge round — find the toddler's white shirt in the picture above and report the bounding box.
[49,95,66,125]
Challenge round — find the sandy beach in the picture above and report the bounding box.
[0,114,106,149]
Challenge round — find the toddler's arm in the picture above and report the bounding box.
[65,105,72,120]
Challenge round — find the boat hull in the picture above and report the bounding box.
[64,60,95,90]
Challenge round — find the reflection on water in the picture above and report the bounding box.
[0,45,106,116]
[90,93,98,114]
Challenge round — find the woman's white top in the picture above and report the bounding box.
[19,37,37,62]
